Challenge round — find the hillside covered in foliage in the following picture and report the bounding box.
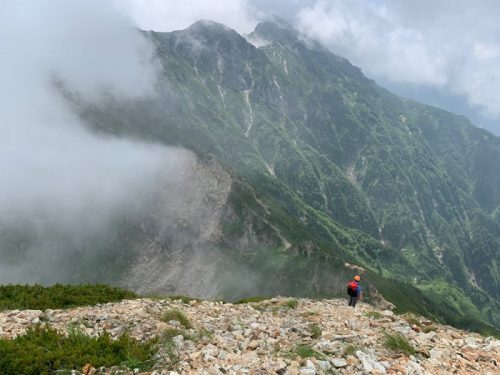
[2,20,499,332]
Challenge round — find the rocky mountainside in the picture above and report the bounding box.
[2,19,500,333]
[1,297,499,374]
[86,20,500,328]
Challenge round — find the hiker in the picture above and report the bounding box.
[347,275,362,307]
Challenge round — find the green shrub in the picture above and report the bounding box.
[294,345,324,359]
[308,323,322,339]
[421,325,437,333]
[0,326,157,375]
[160,339,179,369]
[402,313,421,327]
[235,296,268,304]
[157,330,180,369]
[161,309,192,329]
[0,284,137,311]
[344,343,360,356]
[285,299,299,309]
[196,327,213,341]
[161,328,184,340]
[365,311,383,319]
[383,333,416,356]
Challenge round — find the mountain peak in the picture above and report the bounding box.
[173,19,256,53]
[251,20,299,45]
[187,19,233,33]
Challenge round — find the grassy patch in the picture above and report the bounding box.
[161,309,192,329]
[402,313,421,327]
[0,284,137,311]
[365,311,383,319]
[402,314,437,333]
[158,330,180,369]
[293,345,324,359]
[422,325,437,333]
[285,299,299,309]
[308,323,322,339]
[161,328,185,340]
[235,296,269,304]
[344,343,360,356]
[196,327,213,341]
[0,326,157,375]
[383,333,416,356]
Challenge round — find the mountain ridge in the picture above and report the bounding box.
[1,19,499,333]
[142,20,500,328]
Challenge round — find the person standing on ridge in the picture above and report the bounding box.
[347,275,362,307]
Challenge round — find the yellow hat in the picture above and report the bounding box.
[354,275,361,281]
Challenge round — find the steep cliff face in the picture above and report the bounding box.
[122,153,234,297]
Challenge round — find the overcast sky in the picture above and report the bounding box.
[119,0,500,134]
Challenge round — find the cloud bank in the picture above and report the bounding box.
[0,0,185,283]
[116,0,259,34]
[296,0,500,119]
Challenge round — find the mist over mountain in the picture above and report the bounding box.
[1,2,499,335]
[0,0,192,282]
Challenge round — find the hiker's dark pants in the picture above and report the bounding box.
[348,296,358,307]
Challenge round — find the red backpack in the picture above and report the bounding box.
[347,281,358,296]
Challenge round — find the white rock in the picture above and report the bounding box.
[317,360,331,371]
[346,319,358,330]
[406,360,426,375]
[394,325,411,335]
[464,336,479,348]
[172,335,184,345]
[331,358,348,368]
[429,348,444,360]
[313,340,338,353]
[299,368,316,375]
[356,351,386,374]
[305,359,316,369]
[207,366,224,375]
[217,350,227,360]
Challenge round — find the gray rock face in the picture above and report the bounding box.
[122,152,233,298]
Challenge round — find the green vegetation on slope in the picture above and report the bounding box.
[0,326,157,375]
[0,284,137,311]
[4,20,499,332]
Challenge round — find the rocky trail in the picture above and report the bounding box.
[1,297,498,374]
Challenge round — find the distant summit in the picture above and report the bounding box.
[251,20,299,45]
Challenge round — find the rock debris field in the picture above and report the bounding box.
[1,297,499,374]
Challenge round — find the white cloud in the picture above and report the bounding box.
[0,0,189,282]
[296,0,500,118]
[297,1,447,86]
[116,0,259,33]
